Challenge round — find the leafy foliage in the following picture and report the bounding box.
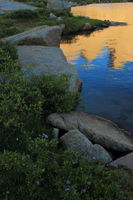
[0,139,132,200]
[0,42,80,152]
[0,7,109,39]
[0,6,132,200]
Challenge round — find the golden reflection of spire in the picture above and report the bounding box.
[71,3,133,23]
[60,3,133,69]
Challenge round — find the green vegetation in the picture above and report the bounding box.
[63,16,109,34]
[0,42,80,152]
[0,8,110,39]
[0,138,133,200]
[0,2,132,199]
[0,41,133,200]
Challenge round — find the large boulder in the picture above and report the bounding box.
[47,0,78,10]
[47,0,68,10]
[16,46,81,92]
[0,1,37,11]
[47,112,133,153]
[2,25,64,47]
[109,152,133,170]
[59,130,112,164]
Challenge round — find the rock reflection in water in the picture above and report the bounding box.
[60,3,133,135]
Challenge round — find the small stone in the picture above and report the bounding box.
[83,23,92,31]
[49,13,57,19]
[57,17,63,21]
[3,25,64,47]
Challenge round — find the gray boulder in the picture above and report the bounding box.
[47,112,133,153]
[47,0,78,10]
[0,0,37,11]
[67,1,78,8]
[109,152,133,170]
[2,25,64,46]
[59,130,112,164]
[49,13,57,19]
[93,144,112,163]
[47,0,68,10]
[16,46,81,92]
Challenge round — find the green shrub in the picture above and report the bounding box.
[31,74,80,116]
[0,72,80,151]
[4,9,44,19]
[53,9,73,17]
[0,26,25,39]
[63,16,109,34]
[0,42,20,73]
[0,73,44,151]
[0,139,132,200]
[0,41,18,60]
[0,42,80,151]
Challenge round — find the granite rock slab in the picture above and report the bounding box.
[109,152,133,170]
[0,0,37,12]
[16,45,81,92]
[59,129,112,164]
[47,112,133,153]
[2,25,64,47]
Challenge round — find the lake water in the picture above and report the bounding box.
[60,3,133,136]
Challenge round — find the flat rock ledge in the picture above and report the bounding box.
[1,24,81,92]
[0,0,37,12]
[16,45,81,92]
[47,0,78,10]
[47,112,133,153]
[59,130,112,164]
[2,25,64,47]
[109,152,133,170]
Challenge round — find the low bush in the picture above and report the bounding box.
[0,42,80,152]
[53,9,73,17]
[4,9,48,20]
[63,16,109,34]
[0,7,110,39]
[0,29,132,200]
[31,74,80,116]
[0,138,132,200]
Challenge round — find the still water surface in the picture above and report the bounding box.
[60,3,133,135]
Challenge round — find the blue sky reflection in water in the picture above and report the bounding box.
[60,3,133,135]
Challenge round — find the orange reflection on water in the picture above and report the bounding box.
[60,3,133,68]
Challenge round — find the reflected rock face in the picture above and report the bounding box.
[60,3,133,135]
[61,3,133,69]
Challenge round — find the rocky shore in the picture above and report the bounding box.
[47,112,133,170]
[2,24,82,92]
[0,0,132,171]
